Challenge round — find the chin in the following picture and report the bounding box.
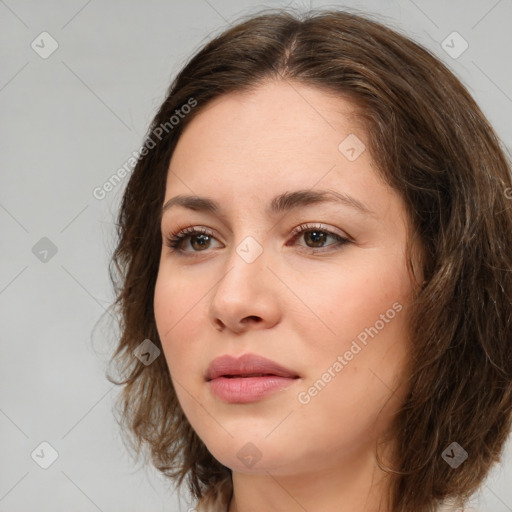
[202,434,297,476]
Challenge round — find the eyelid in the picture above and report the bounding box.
[289,222,352,243]
[164,222,352,258]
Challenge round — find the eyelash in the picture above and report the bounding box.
[164,223,351,257]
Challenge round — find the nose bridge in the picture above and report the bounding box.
[217,233,269,294]
[208,232,280,330]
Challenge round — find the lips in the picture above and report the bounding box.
[205,353,300,381]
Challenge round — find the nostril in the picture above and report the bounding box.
[242,315,262,323]
[214,319,225,331]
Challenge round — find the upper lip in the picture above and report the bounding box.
[205,353,300,381]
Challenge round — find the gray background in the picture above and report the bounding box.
[1,0,511,511]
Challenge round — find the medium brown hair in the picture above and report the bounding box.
[106,8,512,511]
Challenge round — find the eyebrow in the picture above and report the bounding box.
[161,189,375,219]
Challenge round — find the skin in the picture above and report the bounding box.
[154,80,421,512]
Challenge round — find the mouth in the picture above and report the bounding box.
[205,353,300,403]
[207,374,300,404]
[220,373,288,378]
[205,353,300,381]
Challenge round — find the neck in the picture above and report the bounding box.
[227,443,394,512]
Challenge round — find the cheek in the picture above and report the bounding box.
[294,248,412,417]
[154,277,208,422]
[153,268,205,373]
[301,250,411,345]
[293,272,410,457]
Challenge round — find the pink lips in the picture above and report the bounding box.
[205,353,300,403]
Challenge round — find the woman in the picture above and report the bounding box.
[107,8,512,512]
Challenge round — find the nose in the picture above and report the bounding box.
[208,240,282,334]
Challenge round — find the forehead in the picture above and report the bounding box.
[171,80,365,162]
[165,80,395,217]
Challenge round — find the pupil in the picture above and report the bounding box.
[307,230,326,247]
[188,231,327,251]
[191,234,210,250]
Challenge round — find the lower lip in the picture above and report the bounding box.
[208,376,299,403]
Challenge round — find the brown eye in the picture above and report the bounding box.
[165,227,221,254]
[189,234,211,251]
[303,230,328,248]
[289,223,351,252]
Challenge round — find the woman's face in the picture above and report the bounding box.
[154,80,418,477]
